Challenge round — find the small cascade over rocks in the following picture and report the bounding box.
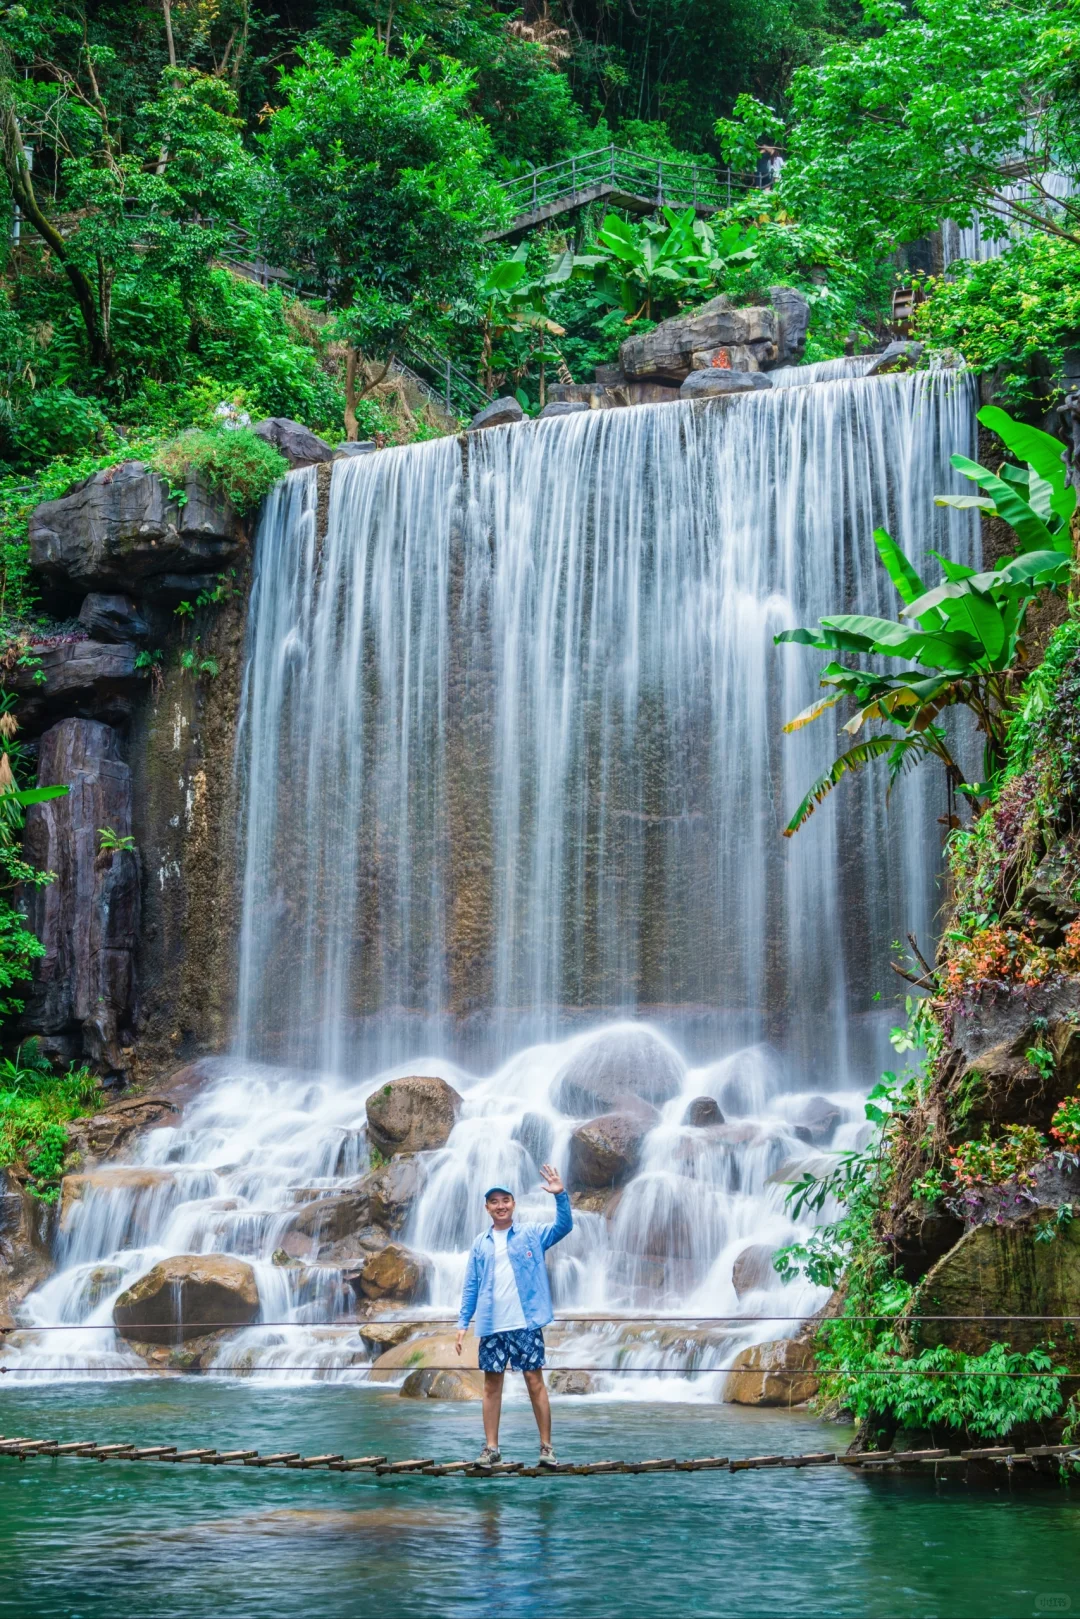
[4,366,981,1393]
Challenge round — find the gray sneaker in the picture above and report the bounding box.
[475,1445,501,1465]
[538,1444,558,1469]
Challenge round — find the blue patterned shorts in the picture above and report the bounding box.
[478,1327,546,1373]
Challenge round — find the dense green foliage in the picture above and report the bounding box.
[0,1042,101,1201]
[151,427,289,515]
[776,410,1074,832]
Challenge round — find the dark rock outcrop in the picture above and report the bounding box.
[620,297,778,384]
[769,286,811,366]
[64,1092,180,1169]
[112,1253,259,1344]
[945,978,1080,1135]
[77,594,152,645]
[365,1075,462,1157]
[538,401,588,419]
[5,640,147,733]
[680,370,772,398]
[793,1095,842,1144]
[567,1108,656,1189]
[468,396,525,430]
[0,1171,53,1325]
[333,441,377,458]
[28,460,242,610]
[21,719,139,1073]
[554,1027,685,1115]
[251,418,333,468]
[916,1209,1080,1363]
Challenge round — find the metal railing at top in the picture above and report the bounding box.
[494,145,756,232]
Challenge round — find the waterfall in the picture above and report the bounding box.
[4,368,980,1387]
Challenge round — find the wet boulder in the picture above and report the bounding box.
[567,1108,656,1190]
[401,1367,484,1400]
[59,1168,176,1244]
[793,1095,842,1144]
[113,1254,259,1344]
[365,1075,462,1158]
[731,1244,778,1297]
[723,1336,818,1405]
[547,1369,597,1395]
[278,1188,372,1257]
[866,340,923,376]
[683,1096,724,1128]
[554,1026,685,1115]
[347,1242,432,1305]
[538,401,588,420]
[251,417,333,468]
[64,1092,180,1169]
[355,1153,424,1233]
[512,1111,554,1172]
[4,640,148,732]
[368,1329,479,1382]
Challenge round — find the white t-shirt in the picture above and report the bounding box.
[490,1227,527,1333]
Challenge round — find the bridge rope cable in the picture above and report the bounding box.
[5,1313,1080,1332]
[0,1366,1072,1377]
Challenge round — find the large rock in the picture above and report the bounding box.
[793,1095,842,1145]
[731,1244,777,1297]
[866,340,924,376]
[112,1254,259,1344]
[355,1153,424,1232]
[4,640,147,733]
[620,297,778,384]
[468,396,525,430]
[723,1337,818,1405]
[28,460,241,608]
[538,401,588,419]
[64,1092,180,1169]
[368,1329,479,1382]
[77,593,152,645]
[251,417,333,468]
[349,1242,432,1304]
[916,1209,1080,1362]
[568,1109,655,1189]
[512,1111,555,1172]
[683,1096,724,1127]
[0,1171,53,1326]
[59,1168,176,1240]
[279,1189,372,1257]
[400,1367,485,1400]
[769,286,811,365]
[546,381,680,409]
[554,1027,685,1115]
[946,979,1080,1134]
[20,719,139,1072]
[680,370,772,398]
[366,1075,462,1158]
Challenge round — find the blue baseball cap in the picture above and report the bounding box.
[484,1185,514,1200]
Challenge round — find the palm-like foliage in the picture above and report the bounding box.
[582,207,758,321]
[775,407,1074,835]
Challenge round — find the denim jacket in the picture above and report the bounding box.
[457,1191,573,1338]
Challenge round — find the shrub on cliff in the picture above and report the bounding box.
[151,427,288,516]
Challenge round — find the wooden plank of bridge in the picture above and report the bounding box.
[204,1451,259,1464]
[836,1451,894,1466]
[285,1454,344,1470]
[38,1442,98,1456]
[375,1458,435,1475]
[729,1455,784,1471]
[168,1450,218,1463]
[624,1458,676,1473]
[327,1456,387,1472]
[781,1453,837,1468]
[92,1445,137,1460]
[123,1447,177,1461]
[892,1450,950,1462]
[420,1462,470,1476]
[676,1457,728,1471]
[245,1453,300,1467]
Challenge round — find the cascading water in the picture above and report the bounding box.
[4,366,981,1392]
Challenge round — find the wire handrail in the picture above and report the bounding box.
[5,1313,1080,1332]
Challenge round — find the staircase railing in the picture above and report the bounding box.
[494,145,754,231]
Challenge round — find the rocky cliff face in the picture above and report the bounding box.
[15,461,256,1084]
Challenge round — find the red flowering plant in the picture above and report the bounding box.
[949,1124,1049,1191]
[940,926,1053,999]
[1050,1092,1080,1154]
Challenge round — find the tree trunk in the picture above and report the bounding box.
[344,344,359,441]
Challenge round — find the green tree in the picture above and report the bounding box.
[726,0,1080,257]
[775,408,1074,833]
[257,31,498,432]
[1,56,257,377]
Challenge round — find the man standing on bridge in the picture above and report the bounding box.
[455,1164,572,1468]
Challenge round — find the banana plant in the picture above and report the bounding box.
[583,207,757,321]
[477,244,567,394]
[774,407,1074,836]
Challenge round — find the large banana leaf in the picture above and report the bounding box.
[978,405,1076,529]
[950,453,1062,552]
[783,737,922,836]
[872,528,930,608]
